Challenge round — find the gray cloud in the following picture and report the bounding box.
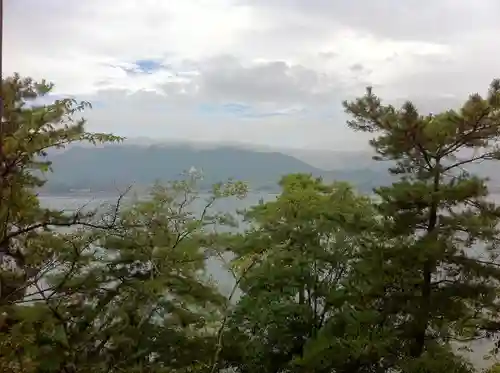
[243,0,500,43]
[193,56,345,105]
[349,63,364,73]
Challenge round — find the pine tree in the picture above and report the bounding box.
[0,74,253,372]
[0,74,122,304]
[0,74,123,370]
[343,79,500,367]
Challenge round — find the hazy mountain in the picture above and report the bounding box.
[40,143,393,194]
[47,138,380,170]
[39,139,500,195]
[119,138,388,171]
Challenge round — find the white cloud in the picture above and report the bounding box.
[5,0,500,149]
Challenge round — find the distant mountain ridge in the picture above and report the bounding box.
[39,143,393,194]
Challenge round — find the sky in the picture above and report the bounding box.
[5,0,500,150]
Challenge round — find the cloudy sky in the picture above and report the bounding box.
[5,0,500,150]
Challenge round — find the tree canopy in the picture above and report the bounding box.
[2,73,500,372]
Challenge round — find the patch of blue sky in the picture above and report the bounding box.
[113,59,167,75]
[135,59,164,73]
[197,103,220,115]
[120,59,166,75]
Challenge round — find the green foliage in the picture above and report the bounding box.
[216,80,500,373]
[0,73,122,370]
[0,74,122,301]
[220,174,382,372]
[4,72,500,373]
[485,363,500,373]
[341,79,500,368]
[0,74,248,372]
[15,176,246,372]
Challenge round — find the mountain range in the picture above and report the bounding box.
[38,140,500,195]
[39,142,393,194]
